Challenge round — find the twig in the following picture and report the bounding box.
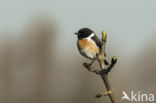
[83,63,101,74]
[83,31,117,103]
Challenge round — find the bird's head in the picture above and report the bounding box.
[75,28,94,39]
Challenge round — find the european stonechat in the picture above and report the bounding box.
[75,28,109,65]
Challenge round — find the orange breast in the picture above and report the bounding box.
[77,39,99,54]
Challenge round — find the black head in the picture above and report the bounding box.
[75,28,94,39]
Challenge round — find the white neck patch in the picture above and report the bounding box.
[89,33,95,38]
[87,33,95,43]
[88,33,95,40]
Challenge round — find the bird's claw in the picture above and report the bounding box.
[83,63,92,71]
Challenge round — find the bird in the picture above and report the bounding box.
[75,28,109,66]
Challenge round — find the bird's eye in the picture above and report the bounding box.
[79,32,82,34]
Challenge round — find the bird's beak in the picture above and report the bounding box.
[74,32,78,35]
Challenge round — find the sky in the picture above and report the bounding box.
[0,0,156,59]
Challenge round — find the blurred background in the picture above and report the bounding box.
[0,0,156,103]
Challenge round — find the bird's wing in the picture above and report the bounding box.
[91,35,107,56]
[91,35,102,49]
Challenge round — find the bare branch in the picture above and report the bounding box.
[97,31,117,103]
[82,31,117,103]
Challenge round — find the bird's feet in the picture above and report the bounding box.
[83,62,101,74]
[83,62,93,72]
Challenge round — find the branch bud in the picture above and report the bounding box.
[102,31,107,41]
[95,93,103,98]
[111,56,117,64]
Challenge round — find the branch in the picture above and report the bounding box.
[83,63,101,74]
[101,56,117,74]
[83,31,117,103]
[98,31,117,103]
